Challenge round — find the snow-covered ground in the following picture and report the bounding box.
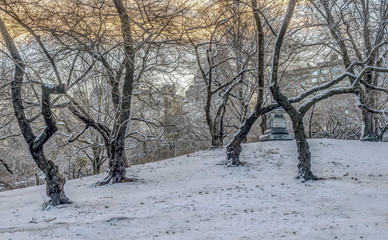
[1,139,388,240]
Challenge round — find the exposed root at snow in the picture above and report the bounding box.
[42,198,72,210]
[223,159,240,167]
[299,170,320,182]
[95,176,138,186]
[222,159,247,167]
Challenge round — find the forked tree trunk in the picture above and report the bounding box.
[269,0,318,181]
[94,0,136,185]
[31,151,71,205]
[96,130,135,185]
[0,17,71,205]
[206,98,226,149]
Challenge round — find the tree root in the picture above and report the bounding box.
[43,197,72,209]
[223,158,241,167]
[95,175,137,186]
[299,170,320,182]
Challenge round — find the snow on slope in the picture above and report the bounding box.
[0,139,388,240]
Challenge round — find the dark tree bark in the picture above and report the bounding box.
[0,17,71,205]
[211,133,224,149]
[260,114,267,135]
[96,0,136,185]
[225,0,266,165]
[359,0,378,141]
[308,104,315,138]
[361,108,376,141]
[268,0,319,180]
[226,112,256,166]
[292,116,317,180]
[187,2,252,150]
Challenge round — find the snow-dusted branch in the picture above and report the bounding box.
[65,95,111,141]
[300,86,357,114]
[0,158,13,174]
[0,6,63,85]
[32,84,67,151]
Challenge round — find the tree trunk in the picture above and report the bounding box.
[210,122,224,149]
[224,0,266,166]
[269,0,316,181]
[107,138,127,183]
[260,114,267,135]
[225,113,258,166]
[31,150,71,205]
[95,0,136,186]
[291,117,318,181]
[308,104,315,138]
[361,108,376,141]
[0,17,71,205]
[96,134,135,185]
[211,134,224,149]
[226,142,243,166]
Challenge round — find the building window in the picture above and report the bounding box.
[333,68,342,77]
[312,71,319,76]
[333,68,341,73]
[312,78,318,83]
[321,69,329,74]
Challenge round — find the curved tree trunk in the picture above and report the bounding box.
[31,151,71,205]
[291,117,318,181]
[0,17,71,205]
[225,112,258,166]
[224,0,266,166]
[268,0,318,181]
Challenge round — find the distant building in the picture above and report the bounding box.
[284,54,350,96]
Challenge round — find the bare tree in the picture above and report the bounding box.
[269,0,388,180]
[186,0,254,148]
[60,0,188,184]
[0,17,72,205]
[225,0,278,165]
[309,0,388,141]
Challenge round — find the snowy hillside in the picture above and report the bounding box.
[1,139,388,240]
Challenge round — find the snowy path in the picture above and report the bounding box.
[1,139,388,239]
